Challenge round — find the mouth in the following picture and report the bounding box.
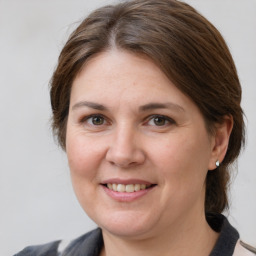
[100,179,157,201]
[102,183,156,193]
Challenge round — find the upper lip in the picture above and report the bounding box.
[101,178,154,185]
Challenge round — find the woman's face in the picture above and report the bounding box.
[66,50,217,239]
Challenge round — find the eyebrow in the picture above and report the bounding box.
[139,102,185,112]
[71,101,185,112]
[72,101,107,111]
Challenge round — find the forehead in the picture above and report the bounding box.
[74,50,165,88]
[71,50,194,108]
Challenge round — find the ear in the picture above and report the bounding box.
[208,115,233,170]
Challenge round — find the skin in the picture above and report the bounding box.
[66,49,233,256]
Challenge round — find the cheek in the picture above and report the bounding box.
[66,134,101,209]
[152,132,211,188]
[152,135,211,217]
[66,132,103,175]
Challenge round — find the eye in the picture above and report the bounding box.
[83,115,106,126]
[147,115,175,127]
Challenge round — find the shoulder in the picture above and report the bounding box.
[14,228,103,256]
[13,240,61,256]
[207,213,256,256]
[233,240,256,256]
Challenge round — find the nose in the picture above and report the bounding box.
[106,125,146,168]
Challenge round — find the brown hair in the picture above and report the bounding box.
[50,0,245,213]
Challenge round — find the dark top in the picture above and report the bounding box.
[14,214,254,256]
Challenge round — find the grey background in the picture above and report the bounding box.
[0,0,255,255]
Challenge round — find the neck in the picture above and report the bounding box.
[100,212,219,256]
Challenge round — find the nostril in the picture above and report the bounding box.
[106,149,146,168]
[105,135,146,167]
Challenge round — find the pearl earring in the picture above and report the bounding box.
[216,160,220,167]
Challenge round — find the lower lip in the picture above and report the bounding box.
[102,185,155,202]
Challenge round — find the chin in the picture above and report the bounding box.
[102,223,152,239]
[92,210,157,238]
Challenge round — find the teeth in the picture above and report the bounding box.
[117,184,125,192]
[125,184,134,193]
[140,184,146,190]
[134,184,141,191]
[107,183,150,193]
[112,184,117,191]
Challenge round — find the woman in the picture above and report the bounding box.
[15,0,255,255]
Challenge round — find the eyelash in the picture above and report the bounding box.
[145,115,176,127]
[80,114,109,126]
[79,114,175,128]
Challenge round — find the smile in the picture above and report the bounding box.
[106,183,151,193]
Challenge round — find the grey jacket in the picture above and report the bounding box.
[14,214,256,256]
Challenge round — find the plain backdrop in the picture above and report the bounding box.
[0,0,255,255]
